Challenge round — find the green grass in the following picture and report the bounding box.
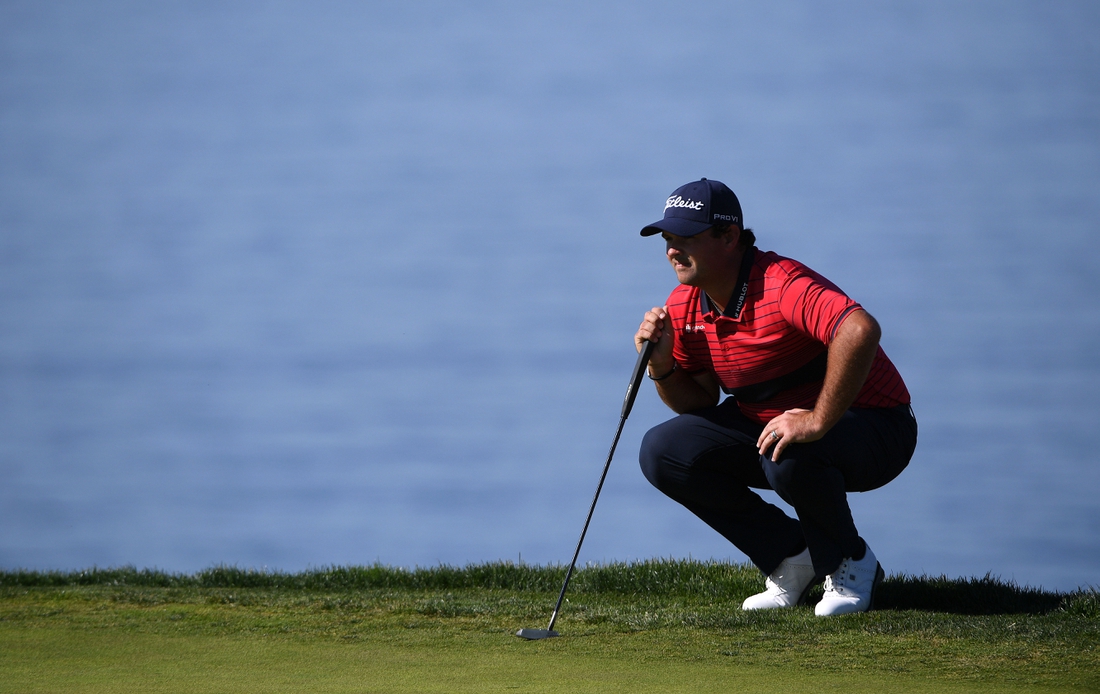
[2,560,1097,692]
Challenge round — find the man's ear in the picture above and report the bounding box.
[725,225,742,249]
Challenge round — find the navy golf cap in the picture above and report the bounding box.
[640,178,743,237]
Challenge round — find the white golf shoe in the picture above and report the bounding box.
[742,547,816,610]
[814,542,885,616]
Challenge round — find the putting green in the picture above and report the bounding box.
[0,624,1068,693]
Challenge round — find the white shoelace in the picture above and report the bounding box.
[824,559,854,596]
[764,576,786,595]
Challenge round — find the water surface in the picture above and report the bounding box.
[2,1,1098,591]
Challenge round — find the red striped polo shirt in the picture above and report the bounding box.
[667,248,911,424]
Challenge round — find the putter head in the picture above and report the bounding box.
[515,628,559,640]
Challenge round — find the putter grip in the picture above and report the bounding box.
[621,339,656,419]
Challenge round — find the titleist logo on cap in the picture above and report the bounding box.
[664,195,704,212]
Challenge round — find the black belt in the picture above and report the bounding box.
[721,350,828,404]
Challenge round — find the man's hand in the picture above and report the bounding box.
[756,408,827,461]
[635,306,720,413]
[635,306,674,377]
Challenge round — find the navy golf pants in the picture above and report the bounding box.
[639,399,917,578]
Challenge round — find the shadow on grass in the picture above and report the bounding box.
[874,573,1094,616]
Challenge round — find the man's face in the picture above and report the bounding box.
[661,230,734,287]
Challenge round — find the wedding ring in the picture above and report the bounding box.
[770,430,780,441]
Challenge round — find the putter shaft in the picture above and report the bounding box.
[540,340,655,636]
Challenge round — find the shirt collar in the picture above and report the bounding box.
[700,247,756,321]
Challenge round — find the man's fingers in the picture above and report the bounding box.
[758,409,820,459]
[771,438,788,462]
[759,433,787,461]
[637,306,674,354]
[639,307,665,333]
[758,416,781,449]
[758,423,789,459]
[638,305,668,349]
[757,427,771,452]
[758,429,776,455]
[646,308,667,331]
[636,307,663,350]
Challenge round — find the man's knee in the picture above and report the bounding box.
[640,414,711,493]
[639,423,674,491]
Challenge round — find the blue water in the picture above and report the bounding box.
[2,1,1098,592]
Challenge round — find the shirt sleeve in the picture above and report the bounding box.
[778,266,862,345]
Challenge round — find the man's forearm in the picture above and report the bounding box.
[812,310,881,430]
[652,365,719,414]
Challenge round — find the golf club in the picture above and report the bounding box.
[516,338,656,640]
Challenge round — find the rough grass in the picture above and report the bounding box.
[3,559,1087,613]
[2,560,1097,692]
[4,559,1091,620]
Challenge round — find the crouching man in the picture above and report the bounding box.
[635,179,917,615]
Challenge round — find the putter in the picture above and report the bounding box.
[516,339,656,640]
